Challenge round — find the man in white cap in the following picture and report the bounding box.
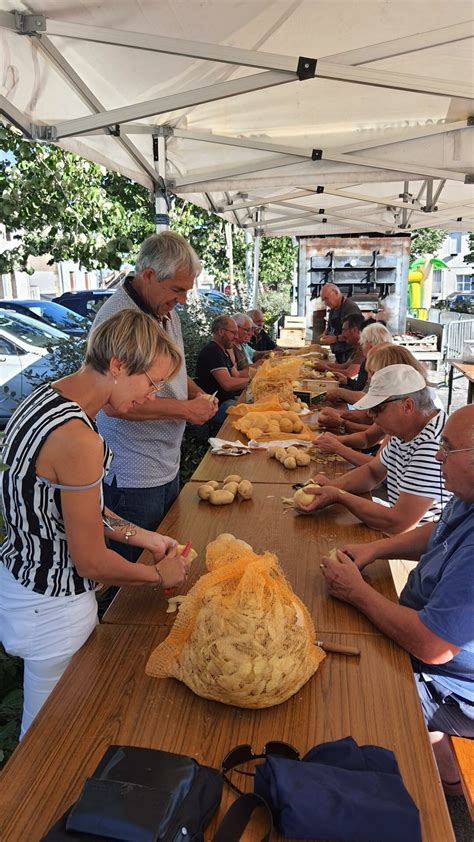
[297,364,450,534]
[319,405,474,793]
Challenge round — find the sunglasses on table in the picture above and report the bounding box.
[222,741,300,795]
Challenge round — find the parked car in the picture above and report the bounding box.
[0,299,89,336]
[53,289,115,319]
[0,310,70,424]
[444,291,474,312]
[198,289,233,307]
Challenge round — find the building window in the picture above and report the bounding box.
[456,274,474,292]
[449,233,462,255]
[432,269,442,294]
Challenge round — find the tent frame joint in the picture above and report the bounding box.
[15,12,46,34]
[297,56,317,80]
[32,124,58,142]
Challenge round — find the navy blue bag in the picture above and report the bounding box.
[253,737,422,842]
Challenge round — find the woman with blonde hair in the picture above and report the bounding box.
[315,344,432,466]
[0,310,189,737]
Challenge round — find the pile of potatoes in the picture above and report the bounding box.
[268,445,311,470]
[197,475,253,506]
[234,410,305,440]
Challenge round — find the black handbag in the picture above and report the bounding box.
[41,744,273,842]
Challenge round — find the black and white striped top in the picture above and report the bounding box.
[379,409,451,522]
[0,384,112,597]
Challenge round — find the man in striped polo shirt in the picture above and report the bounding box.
[298,365,450,534]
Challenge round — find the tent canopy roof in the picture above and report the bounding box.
[1,0,473,237]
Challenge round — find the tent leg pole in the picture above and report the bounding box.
[153,134,169,232]
[252,210,261,308]
[245,230,253,304]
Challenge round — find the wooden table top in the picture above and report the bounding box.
[192,447,347,485]
[103,482,397,636]
[0,623,454,842]
[447,359,474,380]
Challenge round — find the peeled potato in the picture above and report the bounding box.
[295,451,311,466]
[268,446,278,457]
[176,544,198,563]
[207,480,219,490]
[287,446,299,457]
[209,490,235,506]
[237,480,253,500]
[283,456,297,470]
[274,447,287,463]
[198,484,214,500]
[223,474,242,484]
[222,481,239,497]
[293,488,315,506]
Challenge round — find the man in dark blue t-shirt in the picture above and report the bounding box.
[319,404,474,792]
[195,315,249,423]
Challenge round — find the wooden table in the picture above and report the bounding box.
[103,482,398,636]
[193,416,348,485]
[0,623,454,842]
[447,359,474,412]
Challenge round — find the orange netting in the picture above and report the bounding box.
[146,534,325,708]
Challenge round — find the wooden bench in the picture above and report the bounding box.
[450,736,474,818]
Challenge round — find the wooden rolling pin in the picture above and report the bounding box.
[316,640,361,656]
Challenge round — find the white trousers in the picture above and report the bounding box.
[0,564,97,737]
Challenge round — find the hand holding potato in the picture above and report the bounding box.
[294,485,341,513]
[320,549,366,604]
[314,433,343,456]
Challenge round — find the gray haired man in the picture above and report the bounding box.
[297,364,450,534]
[93,231,217,562]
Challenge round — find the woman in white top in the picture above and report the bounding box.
[0,310,189,737]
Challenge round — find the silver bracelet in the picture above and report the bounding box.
[154,567,164,589]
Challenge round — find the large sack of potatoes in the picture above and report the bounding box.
[146,534,325,708]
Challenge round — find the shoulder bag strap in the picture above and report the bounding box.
[212,792,273,842]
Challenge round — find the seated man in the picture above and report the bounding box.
[232,314,258,371]
[247,308,277,352]
[320,405,474,792]
[298,364,450,534]
[195,316,249,424]
[314,313,366,379]
[324,322,392,406]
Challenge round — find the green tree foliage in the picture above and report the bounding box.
[409,227,446,260]
[0,125,297,306]
[463,233,474,267]
[0,126,155,273]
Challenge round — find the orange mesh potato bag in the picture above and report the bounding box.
[146,534,325,708]
[251,357,302,403]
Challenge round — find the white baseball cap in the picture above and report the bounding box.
[353,364,426,411]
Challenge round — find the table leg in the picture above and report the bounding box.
[468,379,473,405]
[447,365,454,413]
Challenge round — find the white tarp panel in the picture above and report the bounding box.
[1,0,473,236]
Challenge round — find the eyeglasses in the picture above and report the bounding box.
[145,372,165,394]
[222,741,300,795]
[368,397,403,416]
[438,443,474,462]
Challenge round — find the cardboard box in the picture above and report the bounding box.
[293,389,327,406]
[300,377,337,392]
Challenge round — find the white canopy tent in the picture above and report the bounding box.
[1,0,473,237]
